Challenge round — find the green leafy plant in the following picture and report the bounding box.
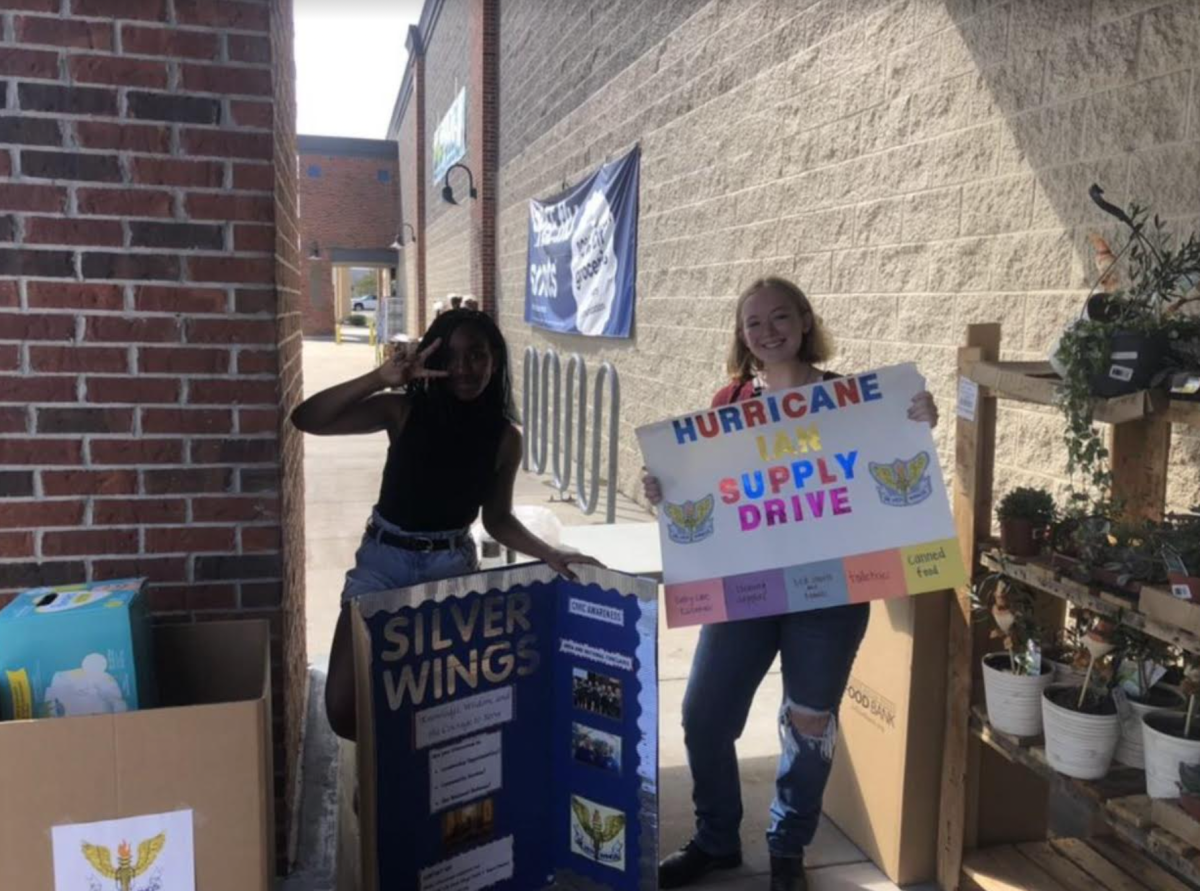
[1054,186,1200,496]
[971,574,1043,675]
[1111,625,1174,702]
[997,487,1056,525]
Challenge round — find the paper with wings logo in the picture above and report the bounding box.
[569,795,626,871]
[52,809,194,891]
[664,495,715,544]
[868,452,932,507]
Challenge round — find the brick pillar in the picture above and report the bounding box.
[469,0,499,316]
[407,25,428,335]
[0,0,304,872]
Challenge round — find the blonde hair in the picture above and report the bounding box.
[725,276,834,382]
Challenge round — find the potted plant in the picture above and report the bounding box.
[1144,657,1200,798]
[1092,517,1167,596]
[1158,511,1200,601]
[1052,186,1200,493]
[997,487,1056,558]
[1042,618,1121,779]
[1110,627,1183,768]
[1043,611,1091,686]
[1049,502,1113,577]
[972,575,1052,736]
[1179,761,1200,820]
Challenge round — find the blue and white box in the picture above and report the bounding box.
[0,578,156,720]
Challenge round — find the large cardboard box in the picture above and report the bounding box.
[0,577,156,719]
[0,620,274,891]
[823,593,950,885]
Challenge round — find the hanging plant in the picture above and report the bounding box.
[1053,185,1200,498]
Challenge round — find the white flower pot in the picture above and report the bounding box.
[1042,684,1120,780]
[1114,689,1184,769]
[981,652,1053,737]
[1142,710,1200,798]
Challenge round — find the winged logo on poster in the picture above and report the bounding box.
[570,797,625,869]
[664,496,715,544]
[81,834,166,891]
[868,452,932,507]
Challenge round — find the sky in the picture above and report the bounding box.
[294,0,424,140]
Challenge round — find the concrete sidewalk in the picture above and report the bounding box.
[291,338,932,891]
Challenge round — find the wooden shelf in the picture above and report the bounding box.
[980,550,1200,655]
[963,359,1200,428]
[970,705,1200,887]
[963,838,1196,891]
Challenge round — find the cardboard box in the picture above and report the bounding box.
[823,593,950,885]
[0,620,274,891]
[0,578,155,720]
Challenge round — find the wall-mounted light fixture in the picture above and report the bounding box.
[442,163,477,205]
[308,240,320,258]
[390,223,417,250]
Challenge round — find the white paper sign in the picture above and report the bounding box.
[636,364,965,627]
[430,732,503,812]
[419,835,514,891]
[415,686,514,750]
[53,809,195,891]
[957,376,979,422]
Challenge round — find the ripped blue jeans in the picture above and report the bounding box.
[681,603,870,858]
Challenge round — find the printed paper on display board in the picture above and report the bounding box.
[353,565,658,891]
[636,363,966,627]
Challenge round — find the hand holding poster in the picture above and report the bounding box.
[636,364,966,627]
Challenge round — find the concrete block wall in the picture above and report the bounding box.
[0,0,304,870]
[490,0,1200,514]
[296,137,400,335]
[423,0,473,313]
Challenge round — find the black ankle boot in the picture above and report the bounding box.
[769,854,807,891]
[659,841,742,889]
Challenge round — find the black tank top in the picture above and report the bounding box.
[376,397,510,531]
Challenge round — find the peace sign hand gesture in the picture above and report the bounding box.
[377,339,449,389]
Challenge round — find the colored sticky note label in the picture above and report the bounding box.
[723,570,786,620]
[843,550,906,603]
[901,538,965,594]
[783,560,850,611]
[665,578,728,627]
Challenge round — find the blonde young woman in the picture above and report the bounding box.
[642,277,938,891]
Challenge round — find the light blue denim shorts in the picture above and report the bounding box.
[341,509,479,603]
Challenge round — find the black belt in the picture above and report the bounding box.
[366,522,466,553]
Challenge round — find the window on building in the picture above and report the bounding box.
[307,165,321,178]
[377,169,391,182]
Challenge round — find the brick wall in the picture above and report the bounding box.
[423,0,472,317]
[0,0,304,871]
[396,89,420,336]
[486,0,1200,514]
[296,136,400,335]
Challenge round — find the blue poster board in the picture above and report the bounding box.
[524,148,639,338]
[353,565,658,891]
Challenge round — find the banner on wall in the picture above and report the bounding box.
[636,364,966,628]
[524,147,639,338]
[353,565,658,891]
[433,87,467,183]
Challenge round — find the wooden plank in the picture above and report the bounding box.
[980,552,1200,655]
[940,324,1002,891]
[1051,837,1152,891]
[963,845,1073,891]
[1167,400,1200,428]
[1088,835,1195,891]
[1111,415,1171,522]
[1109,795,1154,831]
[1151,799,1200,850]
[1018,842,1115,891]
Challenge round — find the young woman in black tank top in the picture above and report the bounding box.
[292,309,599,740]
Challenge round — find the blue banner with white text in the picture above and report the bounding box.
[525,147,639,338]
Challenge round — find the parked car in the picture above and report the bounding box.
[352,295,378,312]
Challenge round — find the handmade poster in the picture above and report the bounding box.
[52,809,195,891]
[353,565,658,891]
[432,87,467,182]
[636,363,965,627]
[524,147,639,338]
